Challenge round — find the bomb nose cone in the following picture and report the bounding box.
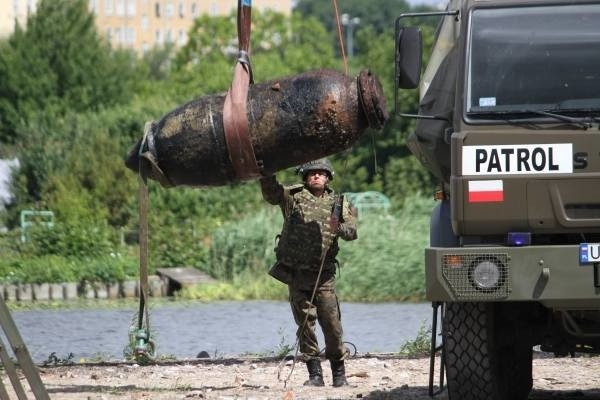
[125,139,142,173]
[357,70,388,130]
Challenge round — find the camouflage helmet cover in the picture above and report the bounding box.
[296,158,335,180]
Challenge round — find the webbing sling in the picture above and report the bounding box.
[222,0,261,180]
[134,122,157,364]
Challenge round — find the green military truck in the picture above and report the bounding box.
[395,1,600,399]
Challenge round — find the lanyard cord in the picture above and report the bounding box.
[279,244,331,387]
[332,0,349,75]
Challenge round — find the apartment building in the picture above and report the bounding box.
[0,0,39,37]
[0,0,292,53]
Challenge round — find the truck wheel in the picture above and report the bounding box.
[444,302,532,400]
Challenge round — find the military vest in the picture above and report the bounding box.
[276,186,339,268]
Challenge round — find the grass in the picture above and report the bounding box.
[42,352,75,366]
[336,195,432,301]
[178,272,288,301]
[399,322,432,357]
[182,194,434,302]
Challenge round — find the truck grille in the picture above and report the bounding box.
[442,253,511,300]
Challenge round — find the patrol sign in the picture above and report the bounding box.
[462,143,573,175]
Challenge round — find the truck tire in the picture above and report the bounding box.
[444,302,532,400]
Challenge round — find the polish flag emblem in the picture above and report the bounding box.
[468,180,504,203]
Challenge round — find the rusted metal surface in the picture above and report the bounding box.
[125,69,387,187]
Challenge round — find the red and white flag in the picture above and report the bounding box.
[468,180,504,203]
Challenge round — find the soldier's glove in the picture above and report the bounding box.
[336,223,348,237]
[335,221,357,241]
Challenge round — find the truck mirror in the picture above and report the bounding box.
[396,26,422,89]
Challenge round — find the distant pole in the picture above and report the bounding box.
[341,13,361,57]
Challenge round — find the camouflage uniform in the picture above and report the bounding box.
[260,174,357,362]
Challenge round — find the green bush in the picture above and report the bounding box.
[399,322,431,357]
[144,182,265,269]
[384,156,437,206]
[179,271,288,301]
[337,194,433,301]
[1,222,115,261]
[77,254,138,283]
[0,225,138,284]
[0,253,137,284]
[13,256,78,284]
[179,194,433,302]
[206,208,281,280]
[25,223,114,259]
[0,230,20,259]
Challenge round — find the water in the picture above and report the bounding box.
[6,301,433,362]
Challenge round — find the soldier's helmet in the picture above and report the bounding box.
[296,158,335,180]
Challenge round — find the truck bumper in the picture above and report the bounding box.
[426,245,600,308]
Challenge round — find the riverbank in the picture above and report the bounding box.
[9,301,433,363]
[13,354,600,399]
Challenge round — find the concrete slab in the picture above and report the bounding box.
[156,267,215,286]
[32,283,50,301]
[156,267,216,296]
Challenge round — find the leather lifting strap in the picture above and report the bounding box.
[222,0,261,180]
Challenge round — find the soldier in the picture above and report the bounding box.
[259,158,357,387]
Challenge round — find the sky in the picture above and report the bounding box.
[407,0,447,8]
[290,0,447,9]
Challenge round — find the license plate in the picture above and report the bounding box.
[580,243,600,263]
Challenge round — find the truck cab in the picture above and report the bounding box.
[396,1,600,399]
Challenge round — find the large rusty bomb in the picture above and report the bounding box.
[125,69,387,187]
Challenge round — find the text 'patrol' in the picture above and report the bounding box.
[462,143,573,175]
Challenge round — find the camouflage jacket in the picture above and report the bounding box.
[260,175,357,270]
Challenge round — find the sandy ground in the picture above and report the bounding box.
[5,354,600,399]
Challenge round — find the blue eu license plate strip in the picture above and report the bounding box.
[580,243,600,264]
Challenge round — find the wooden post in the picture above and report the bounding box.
[0,336,27,400]
[0,295,49,399]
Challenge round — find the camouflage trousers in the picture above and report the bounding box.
[289,275,347,362]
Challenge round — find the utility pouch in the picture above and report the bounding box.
[268,262,293,285]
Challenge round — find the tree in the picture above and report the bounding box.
[295,0,412,35]
[295,0,439,59]
[328,21,438,201]
[170,10,337,102]
[0,0,138,144]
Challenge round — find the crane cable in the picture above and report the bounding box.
[333,0,381,177]
[278,244,331,387]
[332,0,349,76]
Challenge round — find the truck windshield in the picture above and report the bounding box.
[466,4,600,117]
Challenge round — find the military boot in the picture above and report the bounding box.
[304,359,325,386]
[331,360,348,387]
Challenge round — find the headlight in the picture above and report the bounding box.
[471,260,502,290]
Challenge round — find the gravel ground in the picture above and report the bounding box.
[4,354,600,399]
